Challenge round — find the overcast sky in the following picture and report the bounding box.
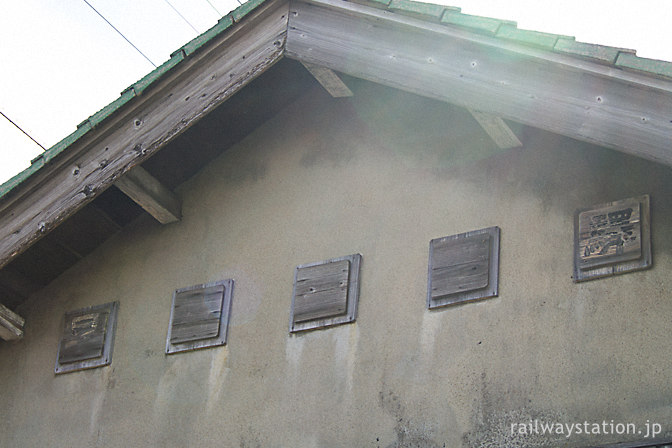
[1,0,670,185]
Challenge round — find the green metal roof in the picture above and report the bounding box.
[2,0,671,201]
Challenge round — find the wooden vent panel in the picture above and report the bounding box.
[58,311,109,364]
[170,284,224,344]
[290,254,361,333]
[573,195,651,282]
[428,227,500,309]
[55,301,118,374]
[166,279,233,354]
[294,259,350,323]
[430,234,490,299]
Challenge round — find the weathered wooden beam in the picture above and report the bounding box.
[301,62,353,97]
[0,303,25,341]
[286,0,672,165]
[468,109,522,149]
[115,166,182,224]
[0,0,289,270]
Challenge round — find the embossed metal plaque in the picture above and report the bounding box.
[573,195,651,282]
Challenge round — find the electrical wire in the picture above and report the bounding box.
[0,110,47,151]
[81,0,157,68]
[163,0,199,33]
[204,0,222,15]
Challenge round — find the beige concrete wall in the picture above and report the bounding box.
[2,80,672,448]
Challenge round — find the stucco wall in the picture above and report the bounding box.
[2,79,672,448]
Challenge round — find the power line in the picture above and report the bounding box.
[0,110,47,152]
[164,0,199,34]
[81,0,157,68]
[204,0,222,16]
[1,110,46,152]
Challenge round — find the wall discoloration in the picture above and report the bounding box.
[1,80,672,447]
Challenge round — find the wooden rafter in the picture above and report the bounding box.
[0,303,24,341]
[0,0,288,270]
[286,0,672,165]
[301,62,353,97]
[115,166,182,224]
[468,109,522,149]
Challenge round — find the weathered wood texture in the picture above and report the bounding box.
[293,259,349,323]
[166,279,233,354]
[290,254,361,332]
[573,195,651,282]
[0,303,25,341]
[58,312,109,364]
[301,62,353,97]
[428,226,499,309]
[115,165,182,224]
[170,284,224,344]
[0,0,288,271]
[286,0,672,165]
[468,109,522,149]
[431,235,490,298]
[55,301,119,374]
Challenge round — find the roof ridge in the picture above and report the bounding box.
[2,0,671,201]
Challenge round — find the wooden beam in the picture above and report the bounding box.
[115,166,182,224]
[301,62,353,97]
[468,109,522,149]
[286,0,672,165]
[0,303,25,341]
[0,0,288,270]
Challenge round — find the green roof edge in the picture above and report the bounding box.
[616,52,672,79]
[0,0,269,202]
[2,0,671,202]
[232,0,267,22]
[389,0,459,20]
[441,10,514,35]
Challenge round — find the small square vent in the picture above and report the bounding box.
[427,226,500,309]
[165,279,233,354]
[55,301,119,374]
[290,254,362,333]
[573,195,651,282]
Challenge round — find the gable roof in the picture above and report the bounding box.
[1,0,671,313]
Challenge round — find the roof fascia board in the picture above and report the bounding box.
[286,0,672,165]
[0,0,289,270]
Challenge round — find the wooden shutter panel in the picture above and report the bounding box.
[55,301,119,374]
[290,254,362,333]
[293,259,350,323]
[166,279,233,354]
[428,227,499,309]
[58,311,109,364]
[170,284,224,344]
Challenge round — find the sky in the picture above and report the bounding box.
[1,0,671,185]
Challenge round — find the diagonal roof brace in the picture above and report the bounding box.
[0,303,24,341]
[115,166,182,224]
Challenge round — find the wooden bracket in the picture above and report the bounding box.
[469,109,522,149]
[287,0,672,164]
[115,166,182,224]
[0,303,25,341]
[301,62,353,97]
